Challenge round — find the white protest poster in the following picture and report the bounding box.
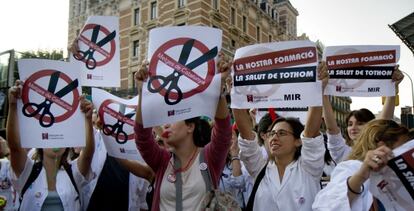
[369,139,414,211]
[323,45,399,97]
[142,26,222,127]
[92,88,142,160]
[70,16,120,87]
[256,108,308,124]
[231,40,321,109]
[17,59,85,148]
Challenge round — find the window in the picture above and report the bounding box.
[178,0,185,8]
[177,22,186,26]
[230,7,236,25]
[212,0,219,10]
[133,40,140,57]
[132,72,137,89]
[231,40,236,48]
[268,35,272,42]
[242,16,247,33]
[256,26,261,42]
[273,10,278,21]
[134,8,140,25]
[150,1,157,20]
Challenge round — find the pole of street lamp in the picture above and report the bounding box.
[401,70,414,113]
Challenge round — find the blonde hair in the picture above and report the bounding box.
[348,119,408,161]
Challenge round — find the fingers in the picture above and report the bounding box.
[317,61,329,80]
[8,80,24,103]
[68,37,80,55]
[79,95,93,115]
[391,66,404,83]
[135,61,149,82]
[365,146,393,171]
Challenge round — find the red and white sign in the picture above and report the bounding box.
[92,88,142,160]
[323,45,400,97]
[369,139,414,211]
[17,59,85,148]
[231,40,321,109]
[70,16,120,87]
[142,26,222,127]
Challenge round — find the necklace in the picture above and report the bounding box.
[167,148,198,183]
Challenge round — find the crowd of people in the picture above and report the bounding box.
[0,40,410,211]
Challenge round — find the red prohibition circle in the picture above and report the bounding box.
[149,37,216,100]
[99,99,136,141]
[22,69,80,124]
[79,24,116,67]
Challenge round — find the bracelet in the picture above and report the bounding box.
[230,156,240,162]
[346,176,364,194]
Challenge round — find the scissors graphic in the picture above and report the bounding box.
[148,39,218,105]
[103,104,135,144]
[74,25,116,70]
[22,71,79,128]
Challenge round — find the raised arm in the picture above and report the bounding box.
[322,95,341,135]
[378,66,404,120]
[115,158,155,182]
[303,62,328,138]
[233,109,255,140]
[204,53,233,184]
[6,80,27,177]
[77,96,95,177]
[300,62,328,177]
[134,62,169,171]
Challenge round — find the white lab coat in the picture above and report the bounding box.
[312,160,373,211]
[0,159,19,211]
[81,130,149,211]
[239,132,325,211]
[327,132,351,163]
[11,157,89,211]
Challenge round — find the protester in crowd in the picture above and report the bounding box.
[218,126,253,209]
[134,54,232,210]
[7,80,94,211]
[313,119,411,210]
[322,66,404,163]
[232,62,329,210]
[69,39,154,211]
[82,113,153,211]
[0,136,19,211]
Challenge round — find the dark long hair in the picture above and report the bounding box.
[185,117,211,147]
[257,113,274,146]
[345,108,375,145]
[269,117,304,160]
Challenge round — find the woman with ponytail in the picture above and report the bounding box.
[134,53,232,211]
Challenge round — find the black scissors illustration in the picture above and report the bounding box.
[148,39,218,105]
[103,104,135,144]
[22,71,79,128]
[74,25,116,70]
